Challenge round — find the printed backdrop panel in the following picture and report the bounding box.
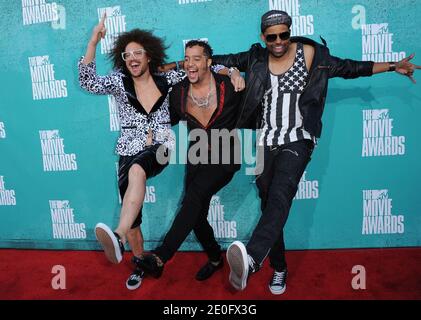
[0,0,420,251]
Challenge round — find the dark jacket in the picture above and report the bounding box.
[212,36,375,137]
[169,72,242,172]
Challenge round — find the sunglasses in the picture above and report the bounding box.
[121,49,146,61]
[265,31,291,42]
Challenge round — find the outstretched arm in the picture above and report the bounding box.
[373,53,421,83]
[82,13,107,65]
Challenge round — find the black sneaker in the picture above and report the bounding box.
[136,253,164,278]
[195,258,223,281]
[95,223,125,264]
[226,241,249,290]
[126,268,144,290]
[269,269,288,295]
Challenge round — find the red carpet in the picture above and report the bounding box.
[0,247,420,300]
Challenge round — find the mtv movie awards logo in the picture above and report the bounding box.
[294,171,319,200]
[178,0,212,4]
[39,130,78,172]
[362,190,404,235]
[98,6,127,54]
[361,23,406,62]
[0,176,16,206]
[108,96,120,132]
[144,186,156,203]
[362,109,405,157]
[49,200,86,239]
[208,196,237,238]
[0,122,6,139]
[22,0,58,25]
[268,0,314,36]
[28,56,67,100]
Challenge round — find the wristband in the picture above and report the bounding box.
[228,67,239,78]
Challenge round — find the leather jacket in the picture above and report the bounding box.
[212,36,374,137]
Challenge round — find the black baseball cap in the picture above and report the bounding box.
[261,10,292,32]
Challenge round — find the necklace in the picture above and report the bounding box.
[189,80,213,109]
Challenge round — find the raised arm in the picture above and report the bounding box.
[82,13,107,65]
[78,13,120,96]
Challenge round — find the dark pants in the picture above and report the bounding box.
[154,163,236,263]
[247,139,314,271]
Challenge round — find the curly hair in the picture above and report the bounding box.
[109,29,168,73]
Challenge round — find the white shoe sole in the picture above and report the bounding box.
[126,278,142,290]
[95,223,122,264]
[226,241,249,291]
[269,284,286,295]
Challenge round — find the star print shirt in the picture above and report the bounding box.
[259,42,316,147]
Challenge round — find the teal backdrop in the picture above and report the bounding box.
[0,0,420,251]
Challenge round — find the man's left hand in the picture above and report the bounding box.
[396,53,421,83]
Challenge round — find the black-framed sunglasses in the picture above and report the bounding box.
[265,31,291,42]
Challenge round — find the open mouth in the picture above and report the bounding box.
[130,62,141,73]
[188,69,198,78]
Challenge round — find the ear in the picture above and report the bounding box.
[260,33,266,42]
[207,58,212,67]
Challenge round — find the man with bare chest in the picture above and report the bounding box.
[137,40,244,281]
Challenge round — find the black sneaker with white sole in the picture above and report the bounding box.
[269,269,287,295]
[126,267,144,290]
[226,241,249,291]
[95,223,125,264]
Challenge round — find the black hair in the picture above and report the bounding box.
[185,40,213,58]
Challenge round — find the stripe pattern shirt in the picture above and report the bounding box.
[259,42,316,146]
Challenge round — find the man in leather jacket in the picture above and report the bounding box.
[212,10,420,294]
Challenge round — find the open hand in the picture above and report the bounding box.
[396,53,421,84]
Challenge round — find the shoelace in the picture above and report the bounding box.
[272,271,286,285]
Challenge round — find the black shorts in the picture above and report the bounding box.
[118,144,169,228]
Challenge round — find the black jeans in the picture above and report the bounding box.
[247,139,314,271]
[154,163,236,263]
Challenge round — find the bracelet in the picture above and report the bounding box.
[388,62,396,72]
[228,67,239,78]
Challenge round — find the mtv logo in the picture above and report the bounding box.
[371,23,388,35]
[372,189,388,200]
[56,200,70,209]
[183,38,209,54]
[210,195,221,206]
[40,55,50,66]
[372,109,389,120]
[45,130,60,139]
[98,6,121,19]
